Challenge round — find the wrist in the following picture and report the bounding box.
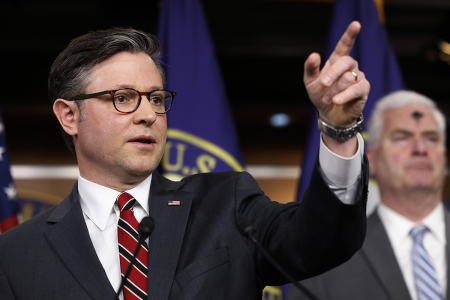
[317,113,364,141]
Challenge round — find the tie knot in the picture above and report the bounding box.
[410,224,428,243]
[117,192,136,212]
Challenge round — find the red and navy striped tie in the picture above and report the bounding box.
[117,192,148,300]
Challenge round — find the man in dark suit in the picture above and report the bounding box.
[288,90,449,300]
[0,22,370,300]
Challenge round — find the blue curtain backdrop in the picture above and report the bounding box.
[157,0,244,181]
[296,0,405,202]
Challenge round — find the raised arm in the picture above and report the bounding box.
[304,21,370,157]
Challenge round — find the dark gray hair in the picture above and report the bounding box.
[367,90,446,148]
[48,28,165,155]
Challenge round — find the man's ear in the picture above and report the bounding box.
[366,147,377,176]
[53,99,80,136]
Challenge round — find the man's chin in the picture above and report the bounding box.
[122,161,158,178]
[115,151,164,179]
[406,180,434,191]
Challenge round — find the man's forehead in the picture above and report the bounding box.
[86,51,163,92]
[383,104,439,132]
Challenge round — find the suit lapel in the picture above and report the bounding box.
[147,172,193,300]
[45,183,116,300]
[360,211,412,300]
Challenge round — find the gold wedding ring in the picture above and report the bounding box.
[351,71,358,82]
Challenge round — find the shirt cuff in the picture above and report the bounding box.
[319,133,364,188]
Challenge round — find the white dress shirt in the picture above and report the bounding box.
[78,133,364,297]
[378,202,447,300]
[79,174,152,299]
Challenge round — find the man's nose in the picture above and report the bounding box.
[134,96,157,125]
[412,138,427,156]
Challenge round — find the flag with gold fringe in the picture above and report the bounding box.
[157,0,244,181]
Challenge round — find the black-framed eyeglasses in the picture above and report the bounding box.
[70,88,176,114]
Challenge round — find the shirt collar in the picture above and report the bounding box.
[422,202,446,244]
[78,174,152,231]
[378,201,445,247]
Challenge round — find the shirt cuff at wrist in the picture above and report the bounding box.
[319,133,364,188]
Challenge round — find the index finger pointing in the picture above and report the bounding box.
[329,21,361,65]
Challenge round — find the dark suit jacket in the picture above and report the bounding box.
[0,157,368,300]
[287,205,450,300]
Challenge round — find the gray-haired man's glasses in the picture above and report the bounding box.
[70,88,176,114]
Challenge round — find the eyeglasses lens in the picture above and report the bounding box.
[113,90,140,113]
[113,89,172,113]
[149,90,172,113]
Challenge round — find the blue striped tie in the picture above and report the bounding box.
[410,225,443,300]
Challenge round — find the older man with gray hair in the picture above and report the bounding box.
[288,90,449,300]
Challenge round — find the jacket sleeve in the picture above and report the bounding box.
[236,153,369,286]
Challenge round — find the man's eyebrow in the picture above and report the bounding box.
[422,130,440,137]
[391,129,413,135]
[115,84,164,90]
[391,129,440,138]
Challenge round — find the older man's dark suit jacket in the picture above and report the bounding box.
[287,204,450,300]
[0,157,368,300]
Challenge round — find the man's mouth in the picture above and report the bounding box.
[135,138,152,144]
[129,135,156,145]
[405,161,432,170]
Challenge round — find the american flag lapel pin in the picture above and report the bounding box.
[168,200,181,206]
